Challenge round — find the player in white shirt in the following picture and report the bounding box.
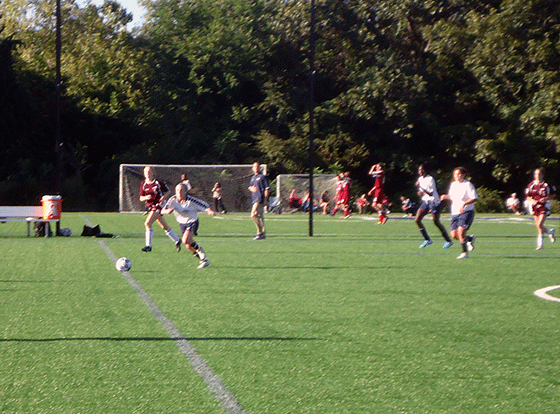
[161,183,215,268]
[415,165,453,249]
[440,167,478,259]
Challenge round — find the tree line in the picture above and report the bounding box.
[1,0,559,211]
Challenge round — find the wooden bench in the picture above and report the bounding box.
[0,206,60,237]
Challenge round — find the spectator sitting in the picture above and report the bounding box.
[401,195,417,217]
[356,194,369,214]
[320,191,331,214]
[289,189,302,209]
[302,188,318,212]
[506,193,521,215]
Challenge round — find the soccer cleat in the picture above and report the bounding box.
[197,259,210,269]
[549,229,556,243]
[380,215,388,225]
[442,241,453,249]
[197,246,206,261]
[175,240,182,252]
[419,240,433,249]
[467,235,475,252]
[253,233,266,240]
[141,246,152,252]
[536,245,544,250]
[457,252,469,259]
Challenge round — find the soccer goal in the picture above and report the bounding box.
[275,174,338,210]
[119,164,265,213]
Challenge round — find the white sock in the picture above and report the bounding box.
[145,228,153,247]
[166,228,180,242]
[538,235,544,247]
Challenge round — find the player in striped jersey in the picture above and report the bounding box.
[162,183,216,268]
[526,168,555,250]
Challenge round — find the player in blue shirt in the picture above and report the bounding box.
[248,162,270,240]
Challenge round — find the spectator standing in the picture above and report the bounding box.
[211,182,227,214]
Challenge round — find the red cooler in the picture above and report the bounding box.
[42,195,62,220]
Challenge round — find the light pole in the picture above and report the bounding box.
[308,0,316,237]
[55,0,62,196]
[54,0,62,235]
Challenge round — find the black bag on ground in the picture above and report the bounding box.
[81,224,114,238]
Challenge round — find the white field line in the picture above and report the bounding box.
[534,286,560,303]
[81,216,247,414]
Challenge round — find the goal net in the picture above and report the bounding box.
[275,174,338,210]
[119,164,264,213]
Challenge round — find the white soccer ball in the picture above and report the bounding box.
[116,257,132,272]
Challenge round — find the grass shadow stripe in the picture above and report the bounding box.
[0,336,320,343]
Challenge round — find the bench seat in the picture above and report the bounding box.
[0,206,60,237]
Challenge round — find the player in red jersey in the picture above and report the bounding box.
[368,163,388,224]
[331,174,344,216]
[526,167,555,250]
[340,172,352,218]
[139,166,181,252]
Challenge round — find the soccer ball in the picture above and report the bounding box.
[116,257,132,272]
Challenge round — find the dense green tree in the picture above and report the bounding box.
[143,0,278,164]
[465,0,560,185]
[0,0,153,209]
[2,0,560,209]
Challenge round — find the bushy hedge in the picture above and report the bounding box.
[476,186,504,213]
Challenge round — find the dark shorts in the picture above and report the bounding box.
[418,200,441,215]
[180,220,199,236]
[450,210,475,231]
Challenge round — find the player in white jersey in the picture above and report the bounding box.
[415,165,453,249]
[162,184,215,268]
[440,167,478,259]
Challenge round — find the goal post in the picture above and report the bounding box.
[119,164,265,213]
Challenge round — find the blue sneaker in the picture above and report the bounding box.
[419,240,433,248]
[442,241,453,249]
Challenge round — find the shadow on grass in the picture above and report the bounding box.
[0,336,320,342]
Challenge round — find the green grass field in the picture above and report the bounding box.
[1,212,559,413]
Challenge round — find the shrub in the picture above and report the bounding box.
[476,186,504,213]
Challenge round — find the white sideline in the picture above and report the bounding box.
[534,286,560,303]
[81,215,247,414]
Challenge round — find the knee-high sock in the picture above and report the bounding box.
[145,228,153,247]
[165,228,180,242]
[419,227,430,241]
